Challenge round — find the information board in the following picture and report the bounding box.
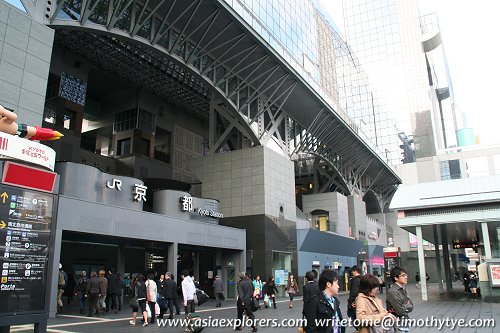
[0,185,54,315]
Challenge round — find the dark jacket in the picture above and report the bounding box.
[157,279,167,295]
[303,281,320,332]
[303,281,320,312]
[386,283,413,318]
[134,281,147,300]
[237,278,254,305]
[107,273,119,294]
[163,279,178,299]
[308,291,345,333]
[87,276,100,294]
[266,281,278,296]
[347,275,361,310]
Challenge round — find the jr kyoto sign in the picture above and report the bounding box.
[0,133,56,171]
[180,195,223,219]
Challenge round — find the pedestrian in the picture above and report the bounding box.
[347,265,362,322]
[56,264,67,314]
[160,272,177,319]
[415,272,420,288]
[129,273,148,326]
[234,272,257,332]
[376,274,384,294]
[425,273,430,287]
[123,275,132,296]
[266,276,278,309]
[87,271,100,317]
[302,271,319,333]
[157,274,166,317]
[355,274,394,333]
[75,271,89,314]
[253,275,263,308]
[213,275,224,307]
[307,269,345,333]
[107,268,120,313]
[171,274,182,315]
[65,274,75,305]
[386,267,413,331]
[116,273,123,311]
[181,270,197,323]
[98,270,108,314]
[468,271,479,300]
[463,271,471,293]
[286,273,299,308]
[146,273,158,324]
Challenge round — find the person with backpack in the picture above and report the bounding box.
[57,264,67,314]
[75,271,89,314]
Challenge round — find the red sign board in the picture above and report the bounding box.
[2,162,57,193]
[384,252,399,258]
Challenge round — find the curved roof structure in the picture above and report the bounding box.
[21,0,401,197]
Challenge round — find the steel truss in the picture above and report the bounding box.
[23,0,399,204]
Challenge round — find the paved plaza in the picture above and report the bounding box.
[10,283,500,333]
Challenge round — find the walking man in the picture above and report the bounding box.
[234,272,257,332]
[213,275,224,307]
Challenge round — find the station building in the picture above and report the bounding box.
[0,0,401,316]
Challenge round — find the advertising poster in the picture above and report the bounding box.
[489,263,500,287]
[0,185,54,315]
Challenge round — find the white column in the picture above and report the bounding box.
[481,222,492,259]
[416,226,428,301]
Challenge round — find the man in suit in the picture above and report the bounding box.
[235,272,257,332]
[213,275,224,307]
[302,271,320,333]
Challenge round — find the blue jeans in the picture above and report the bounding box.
[78,291,86,312]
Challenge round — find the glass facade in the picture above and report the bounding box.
[224,0,398,164]
[341,0,456,160]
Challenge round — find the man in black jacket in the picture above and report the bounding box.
[160,272,177,320]
[235,272,257,332]
[347,265,362,321]
[107,268,120,314]
[306,269,345,333]
[303,271,320,333]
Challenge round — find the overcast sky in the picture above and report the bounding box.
[321,0,500,145]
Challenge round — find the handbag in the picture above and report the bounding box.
[220,293,225,301]
[363,298,396,333]
[129,296,138,309]
[250,297,259,312]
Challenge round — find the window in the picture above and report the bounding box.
[440,159,461,180]
[117,138,130,156]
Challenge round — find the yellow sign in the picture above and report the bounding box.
[1,277,7,283]
[0,221,5,229]
[0,192,8,204]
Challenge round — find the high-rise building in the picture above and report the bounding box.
[341,0,457,159]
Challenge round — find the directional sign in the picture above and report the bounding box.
[0,184,54,315]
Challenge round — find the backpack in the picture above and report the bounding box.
[58,271,65,285]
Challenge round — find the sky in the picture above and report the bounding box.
[321,0,500,145]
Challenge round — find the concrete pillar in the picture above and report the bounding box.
[167,243,178,280]
[433,225,444,294]
[49,229,63,318]
[481,222,492,259]
[117,245,126,276]
[440,225,453,290]
[416,226,428,301]
[194,253,200,281]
